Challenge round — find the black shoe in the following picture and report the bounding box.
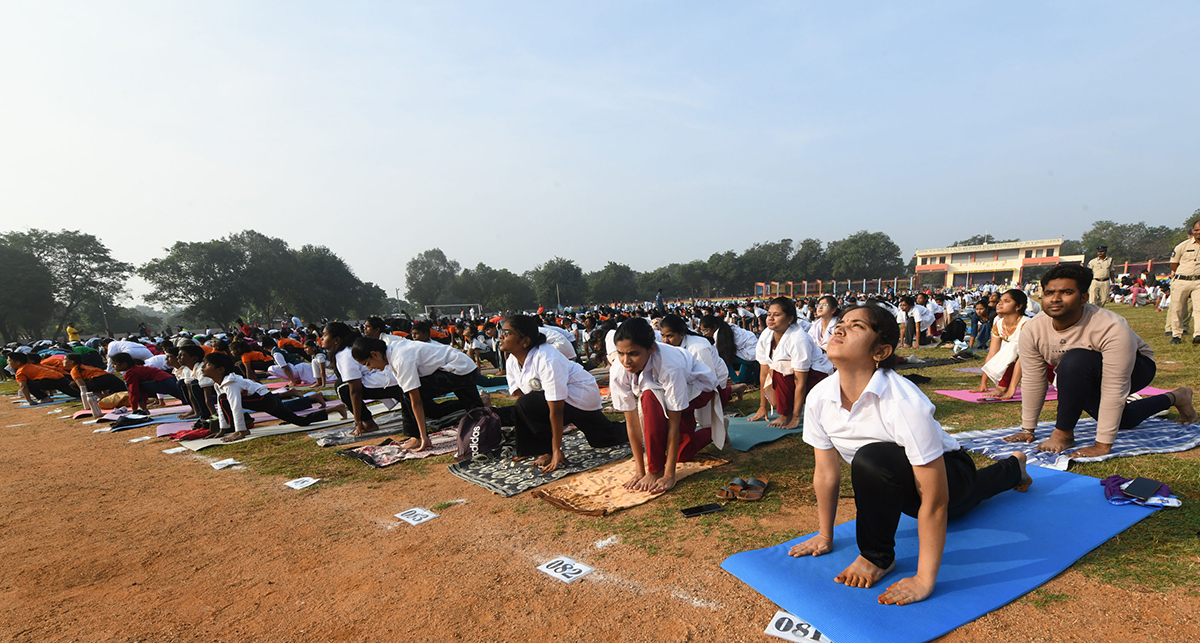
[1166,332,1174,337]
[1170,337,1182,344]
[1192,336,1200,345]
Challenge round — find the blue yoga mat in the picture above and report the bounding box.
[721,466,1157,643]
[725,416,801,452]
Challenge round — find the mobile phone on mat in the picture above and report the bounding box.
[1122,477,1163,500]
[680,503,724,518]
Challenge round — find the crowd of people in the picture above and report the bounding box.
[4,251,1197,605]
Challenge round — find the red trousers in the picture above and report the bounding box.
[639,390,713,474]
[771,369,829,417]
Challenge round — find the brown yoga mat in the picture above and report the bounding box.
[532,454,728,516]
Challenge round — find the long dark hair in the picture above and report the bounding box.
[323,322,362,380]
[699,314,736,368]
[659,314,707,342]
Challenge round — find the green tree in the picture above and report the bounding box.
[290,244,368,321]
[791,238,827,281]
[825,231,906,280]
[1079,221,1175,263]
[705,250,743,297]
[587,262,641,303]
[2,229,133,340]
[0,241,56,342]
[739,239,795,283]
[405,248,461,306]
[529,257,587,308]
[140,239,250,325]
[229,230,298,323]
[677,260,713,298]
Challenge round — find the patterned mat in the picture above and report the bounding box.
[955,416,1200,470]
[446,430,631,497]
[336,431,459,467]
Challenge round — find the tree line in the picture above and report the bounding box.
[0,229,386,343]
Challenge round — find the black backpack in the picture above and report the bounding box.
[942,318,967,342]
[454,407,503,463]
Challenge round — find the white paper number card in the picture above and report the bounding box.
[284,477,320,489]
[211,458,241,470]
[764,611,832,642]
[162,446,188,454]
[395,508,438,525]
[537,556,596,583]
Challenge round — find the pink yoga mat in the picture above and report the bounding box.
[935,386,1171,404]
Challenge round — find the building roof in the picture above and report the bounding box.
[915,238,1063,256]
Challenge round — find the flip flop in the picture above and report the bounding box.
[717,477,748,500]
[736,478,769,501]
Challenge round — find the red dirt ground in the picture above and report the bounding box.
[1,401,1197,643]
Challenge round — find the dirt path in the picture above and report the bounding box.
[1,402,1197,643]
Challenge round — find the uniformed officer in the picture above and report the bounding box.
[1087,247,1115,308]
[1170,220,1200,344]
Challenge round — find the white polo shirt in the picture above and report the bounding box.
[679,334,728,387]
[385,338,477,393]
[724,324,759,362]
[610,342,717,413]
[803,368,960,466]
[540,326,576,359]
[755,323,834,374]
[506,344,601,411]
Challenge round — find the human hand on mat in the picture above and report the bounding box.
[1069,442,1112,458]
[538,449,566,473]
[788,533,832,557]
[878,575,934,605]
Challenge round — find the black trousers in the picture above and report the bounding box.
[903,318,930,347]
[513,390,628,457]
[398,369,484,438]
[851,443,1021,569]
[476,349,502,370]
[28,377,81,400]
[337,382,404,425]
[219,392,321,428]
[78,351,105,368]
[81,373,127,396]
[179,380,213,420]
[1054,349,1170,435]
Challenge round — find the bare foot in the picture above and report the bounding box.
[351,421,380,437]
[530,454,552,467]
[1011,451,1033,492]
[1036,429,1076,453]
[221,430,249,443]
[310,391,327,408]
[767,413,792,428]
[178,412,197,420]
[399,437,422,450]
[834,555,895,589]
[1171,387,1197,424]
[208,428,229,440]
[1002,429,1036,443]
[632,472,660,492]
[334,404,348,419]
[408,438,433,453]
[648,473,676,494]
[747,408,769,422]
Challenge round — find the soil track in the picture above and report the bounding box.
[1,402,1197,643]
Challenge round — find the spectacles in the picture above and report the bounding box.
[498,329,516,337]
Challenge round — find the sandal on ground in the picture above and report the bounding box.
[718,477,748,499]
[736,478,769,501]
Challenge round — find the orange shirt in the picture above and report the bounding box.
[200,344,216,354]
[16,363,67,383]
[240,351,271,367]
[277,337,303,350]
[70,364,109,381]
[40,354,67,368]
[391,331,410,338]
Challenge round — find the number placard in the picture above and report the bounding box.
[129,436,152,443]
[764,610,831,642]
[394,508,438,525]
[284,477,320,489]
[211,458,241,470]
[162,446,189,454]
[537,556,596,583]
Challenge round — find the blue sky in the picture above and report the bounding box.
[2,2,1197,303]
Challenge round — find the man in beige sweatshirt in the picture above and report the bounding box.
[1005,264,1196,457]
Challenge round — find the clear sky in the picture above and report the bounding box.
[2,2,1197,305]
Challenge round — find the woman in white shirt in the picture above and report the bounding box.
[351,335,482,452]
[699,315,759,386]
[788,304,1030,605]
[499,315,626,473]
[974,289,1030,400]
[200,352,328,442]
[610,318,718,494]
[807,295,840,351]
[659,314,730,404]
[748,297,835,429]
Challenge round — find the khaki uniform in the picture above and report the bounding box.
[1087,256,1113,307]
[1170,237,1200,338]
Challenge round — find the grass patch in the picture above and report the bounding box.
[1023,589,1075,609]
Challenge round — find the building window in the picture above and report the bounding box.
[921,257,928,266]
[1035,249,1044,258]
[940,256,947,264]
[1025,250,1033,258]
[1047,248,1055,257]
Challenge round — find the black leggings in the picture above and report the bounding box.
[28,377,81,400]
[81,373,127,396]
[1054,349,1170,435]
[513,390,628,457]
[219,392,319,428]
[851,443,1021,569]
[180,380,213,420]
[337,382,404,425]
[398,369,484,438]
